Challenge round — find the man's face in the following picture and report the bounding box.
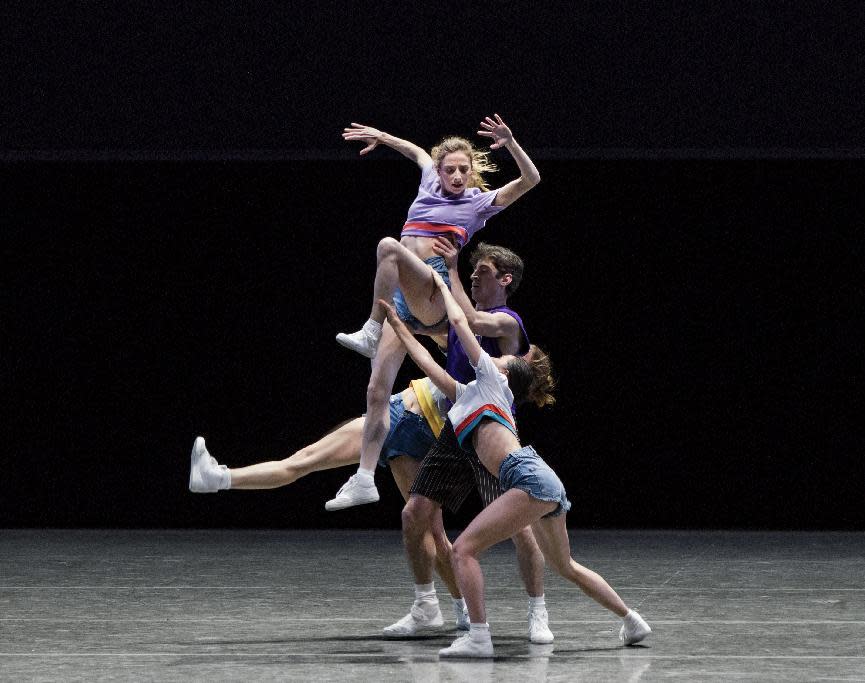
[470,258,508,305]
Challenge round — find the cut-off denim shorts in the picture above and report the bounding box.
[392,256,451,332]
[498,445,572,518]
[378,392,437,468]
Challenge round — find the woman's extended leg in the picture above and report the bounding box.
[530,515,628,617]
[509,525,555,643]
[228,418,364,489]
[326,323,406,510]
[336,238,447,357]
[188,418,363,493]
[450,489,556,624]
[438,489,554,658]
[531,514,652,644]
[370,238,447,327]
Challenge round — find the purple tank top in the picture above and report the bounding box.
[444,306,529,385]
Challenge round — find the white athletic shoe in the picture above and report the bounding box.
[454,602,470,631]
[188,437,228,493]
[324,473,380,511]
[528,607,554,644]
[438,632,494,658]
[619,609,651,645]
[383,600,445,637]
[336,327,380,359]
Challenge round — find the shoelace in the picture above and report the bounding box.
[448,633,473,649]
[410,601,437,622]
[529,611,549,631]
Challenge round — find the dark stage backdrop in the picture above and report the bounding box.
[3,2,864,529]
[3,3,864,158]
[3,159,863,529]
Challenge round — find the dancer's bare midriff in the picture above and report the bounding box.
[400,234,456,262]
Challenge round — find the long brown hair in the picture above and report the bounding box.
[505,344,556,408]
[524,344,556,408]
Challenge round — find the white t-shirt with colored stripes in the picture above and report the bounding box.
[448,349,517,448]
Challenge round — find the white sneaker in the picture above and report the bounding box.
[325,473,380,511]
[188,437,227,493]
[336,327,380,359]
[528,607,554,644]
[438,632,494,658]
[454,602,470,631]
[619,609,651,645]
[383,600,444,637]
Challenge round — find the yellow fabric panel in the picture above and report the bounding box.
[410,378,445,438]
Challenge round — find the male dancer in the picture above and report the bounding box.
[384,239,556,644]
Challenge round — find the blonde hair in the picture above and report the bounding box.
[431,136,498,191]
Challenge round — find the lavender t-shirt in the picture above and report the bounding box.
[401,163,504,249]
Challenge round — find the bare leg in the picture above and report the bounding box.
[531,515,629,618]
[450,489,556,624]
[229,418,364,489]
[368,237,448,326]
[383,491,452,637]
[390,457,459,597]
[401,493,444,585]
[357,322,406,474]
[510,526,545,597]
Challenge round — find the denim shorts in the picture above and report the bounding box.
[378,393,437,468]
[498,445,572,518]
[393,256,451,332]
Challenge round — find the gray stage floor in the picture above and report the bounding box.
[1,529,863,681]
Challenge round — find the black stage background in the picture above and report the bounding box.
[4,159,863,529]
[3,3,863,529]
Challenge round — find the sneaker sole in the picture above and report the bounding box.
[188,437,207,493]
[324,493,380,511]
[335,334,377,359]
[438,648,494,658]
[621,626,651,645]
[382,623,445,639]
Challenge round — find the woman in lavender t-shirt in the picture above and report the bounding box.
[328,115,541,511]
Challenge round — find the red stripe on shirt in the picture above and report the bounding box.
[401,222,468,244]
[455,403,515,437]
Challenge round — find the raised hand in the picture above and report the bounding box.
[379,299,407,333]
[477,113,513,150]
[342,123,384,155]
[432,266,449,290]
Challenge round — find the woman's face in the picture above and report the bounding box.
[437,151,472,195]
[491,355,516,374]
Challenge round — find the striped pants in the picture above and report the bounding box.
[409,419,501,513]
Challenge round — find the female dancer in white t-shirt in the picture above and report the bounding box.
[381,273,651,658]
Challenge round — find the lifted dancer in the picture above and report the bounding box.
[328,115,540,511]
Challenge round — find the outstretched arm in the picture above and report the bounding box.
[477,114,540,208]
[431,237,522,343]
[343,123,433,168]
[380,300,457,402]
[429,270,484,367]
